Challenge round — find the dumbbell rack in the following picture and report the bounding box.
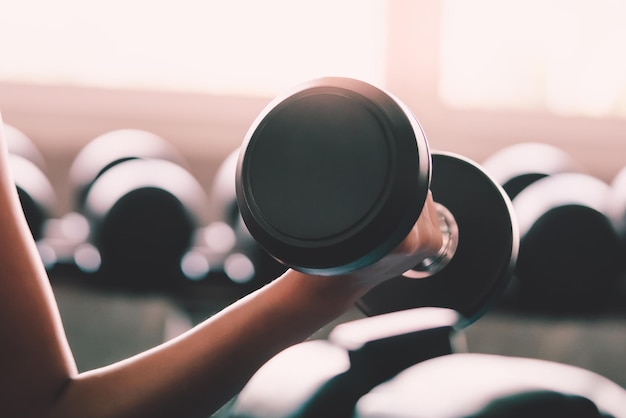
[5,118,626,416]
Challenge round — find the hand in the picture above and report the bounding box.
[337,191,444,289]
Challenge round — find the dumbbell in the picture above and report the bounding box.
[482,142,584,200]
[483,144,622,311]
[66,129,209,289]
[608,166,626,250]
[230,306,626,418]
[481,142,582,307]
[3,123,57,268]
[235,77,518,324]
[207,149,287,287]
[353,352,626,417]
[608,166,626,298]
[4,123,48,169]
[514,173,622,311]
[229,307,626,418]
[69,128,187,210]
[228,307,462,418]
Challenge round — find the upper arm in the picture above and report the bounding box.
[0,117,76,416]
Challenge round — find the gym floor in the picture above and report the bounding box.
[51,269,626,391]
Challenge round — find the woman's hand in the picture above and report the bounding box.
[336,191,444,290]
[273,191,444,326]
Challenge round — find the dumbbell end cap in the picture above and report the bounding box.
[359,152,518,325]
[236,77,431,274]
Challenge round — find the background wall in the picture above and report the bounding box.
[1,1,624,208]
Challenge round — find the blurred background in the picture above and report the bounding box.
[1,0,626,404]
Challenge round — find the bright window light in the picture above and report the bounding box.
[0,0,388,96]
[440,0,626,118]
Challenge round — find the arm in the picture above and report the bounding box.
[0,115,78,417]
[0,115,442,418]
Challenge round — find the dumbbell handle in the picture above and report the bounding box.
[404,202,459,279]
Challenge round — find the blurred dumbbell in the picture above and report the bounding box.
[483,144,622,312]
[353,352,626,417]
[230,305,626,418]
[236,77,518,325]
[229,307,462,418]
[513,173,622,311]
[607,166,626,298]
[482,142,580,307]
[482,142,584,200]
[4,123,48,169]
[608,166,626,249]
[69,128,187,210]
[3,123,57,268]
[206,149,287,288]
[66,129,209,289]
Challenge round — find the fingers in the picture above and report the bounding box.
[393,191,443,258]
[420,191,445,255]
[343,192,444,286]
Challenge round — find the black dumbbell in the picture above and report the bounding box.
[229,307,462,418]
[68,129,208,289]
[206,149,287,287]
[230,304,626,418]
[353,352,626,417]
[483,144,623,311]
[69,128,187,211]
[482,142,584,200]
[608,166,626,251]
[481,142,582,306]
[235,77,518,325]
[4,123,48,169]
[607,166,626,301]
[3,123,57,268]
[510,173,622,311]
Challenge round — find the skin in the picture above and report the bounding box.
[0,113,443,418]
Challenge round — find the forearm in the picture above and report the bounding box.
[0,119,391,418]
[49,270,369,418]
[1,116,438,418]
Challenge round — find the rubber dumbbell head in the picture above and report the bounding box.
[69,129,187,210]
[3,123,47,170]
[512,173,622,311]
[608,166,626,249]
[482,142,583,200]
[4,124,56,241]
[237,77,431,274]
[8,153,57,249]
[358,152,518,323]
[236,77,518,324]
[3,125,58,268]
[208,149,287,286]
[354,353,626,417]
[230,307,461,418]
[81,158,208,288]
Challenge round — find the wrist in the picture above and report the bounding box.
[270,269,370,322]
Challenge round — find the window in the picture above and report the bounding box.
[439,0,626,118]
[0,0,387,96]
